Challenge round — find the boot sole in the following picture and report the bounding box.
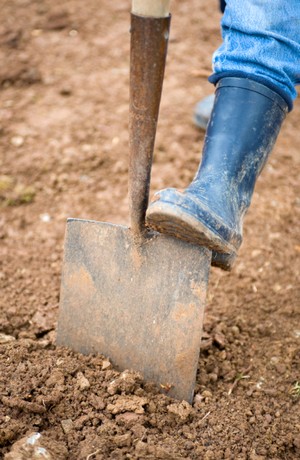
[211,251,236,271]
[146,201,237,255]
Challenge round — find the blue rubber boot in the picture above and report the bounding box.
[146,78,288,270]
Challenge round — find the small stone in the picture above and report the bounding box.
[214,331,226,348]
[76,372,90,390]
[90,394,105,410]
[107,396,148,415]
[219,350,227,360]
[107,370,142,395]
[107,379,119,395]
[113,433,131,448]
[10,136,24,147]
[202,390,213,399]
[167,401,194,421]
[115,411,143,425]
[40,213,51,223]
[18,331,36,339]
[193,393,203,405]
[200,337,213,350]
[0,333,16,344]
[36,339,50,349]
[45,370,65,387]
[208,373,218,382]
[275,363,286,374]
[265,414,272,424]
[146,401,156,413]
[61,419,73,434]
[130,424,145,439]
[256,323,273,337]
[102,359,112,370]
[231,325,240,337]
[185,441,194,450]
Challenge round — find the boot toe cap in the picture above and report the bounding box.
[146,188,241,254]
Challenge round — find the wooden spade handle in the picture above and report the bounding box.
[132,0,171,17]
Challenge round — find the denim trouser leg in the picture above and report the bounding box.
[209,0,300,111]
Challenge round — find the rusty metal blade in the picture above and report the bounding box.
[57,218,211,402]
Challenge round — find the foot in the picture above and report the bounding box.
[146,187,241,248]
[146,189,240,271]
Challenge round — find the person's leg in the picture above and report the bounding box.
[147,0,299,270]
[210,0,300,106]
[193,0,226,130]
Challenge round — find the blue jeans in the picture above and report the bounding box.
[209,0,300,111]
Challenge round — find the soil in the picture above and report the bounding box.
[0,1,299,459]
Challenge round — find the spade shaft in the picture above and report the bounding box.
[129,12,171,235]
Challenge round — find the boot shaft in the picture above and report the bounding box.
[196,78,288,200]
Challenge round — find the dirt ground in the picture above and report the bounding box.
[0,1,299,459]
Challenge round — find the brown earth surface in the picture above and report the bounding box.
[0,1,299,459]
